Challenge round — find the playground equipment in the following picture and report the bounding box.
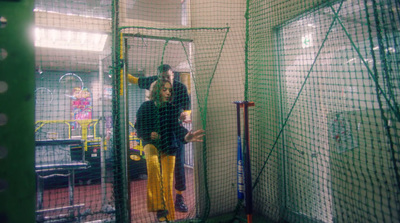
[35,139,90,222]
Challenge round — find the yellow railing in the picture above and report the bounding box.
[35,119,102,151]
[35,120,144,154]
[129,121,144,156]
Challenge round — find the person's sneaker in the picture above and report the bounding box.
[175,194,188,212]
[156,210,168,222]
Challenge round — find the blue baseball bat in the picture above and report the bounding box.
[243,101,254,223]
[235,102,244,200]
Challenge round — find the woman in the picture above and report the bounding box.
[135,78,204,222]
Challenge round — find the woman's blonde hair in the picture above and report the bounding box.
[150,78,173,106]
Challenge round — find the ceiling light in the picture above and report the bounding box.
[35,27,108,52]
[345,58,356,64]
[386,47,396,53]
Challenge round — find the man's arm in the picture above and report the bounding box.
[127,74,158,90]
[127,74,139,84]
[138,76,158,90]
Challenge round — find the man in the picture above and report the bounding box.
[128,64,190,212]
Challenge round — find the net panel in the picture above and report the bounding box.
[33,0,247,222]
[122,26,229,222]
[29,0,400,223]
[248,0,400,222]
[33,0,116,222]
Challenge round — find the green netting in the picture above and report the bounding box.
[248,0,400,223]
[2,0,399,222]
[119,26,229,222]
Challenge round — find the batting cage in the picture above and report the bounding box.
[0,0,399,222]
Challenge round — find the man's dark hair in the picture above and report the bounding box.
[157,64,172,75]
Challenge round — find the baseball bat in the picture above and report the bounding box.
[243,101,253,223]
[235,102,245,200]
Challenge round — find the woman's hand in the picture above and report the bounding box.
[150,132,160,140]
[184,129,205,143]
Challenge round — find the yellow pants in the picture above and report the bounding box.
[144,144,176,221]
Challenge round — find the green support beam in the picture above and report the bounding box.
[0,0,36,222]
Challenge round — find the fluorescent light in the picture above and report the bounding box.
[373,46,396,53]
[386,47,396,53]
[345,58,356,64]
[35,27,107,52]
